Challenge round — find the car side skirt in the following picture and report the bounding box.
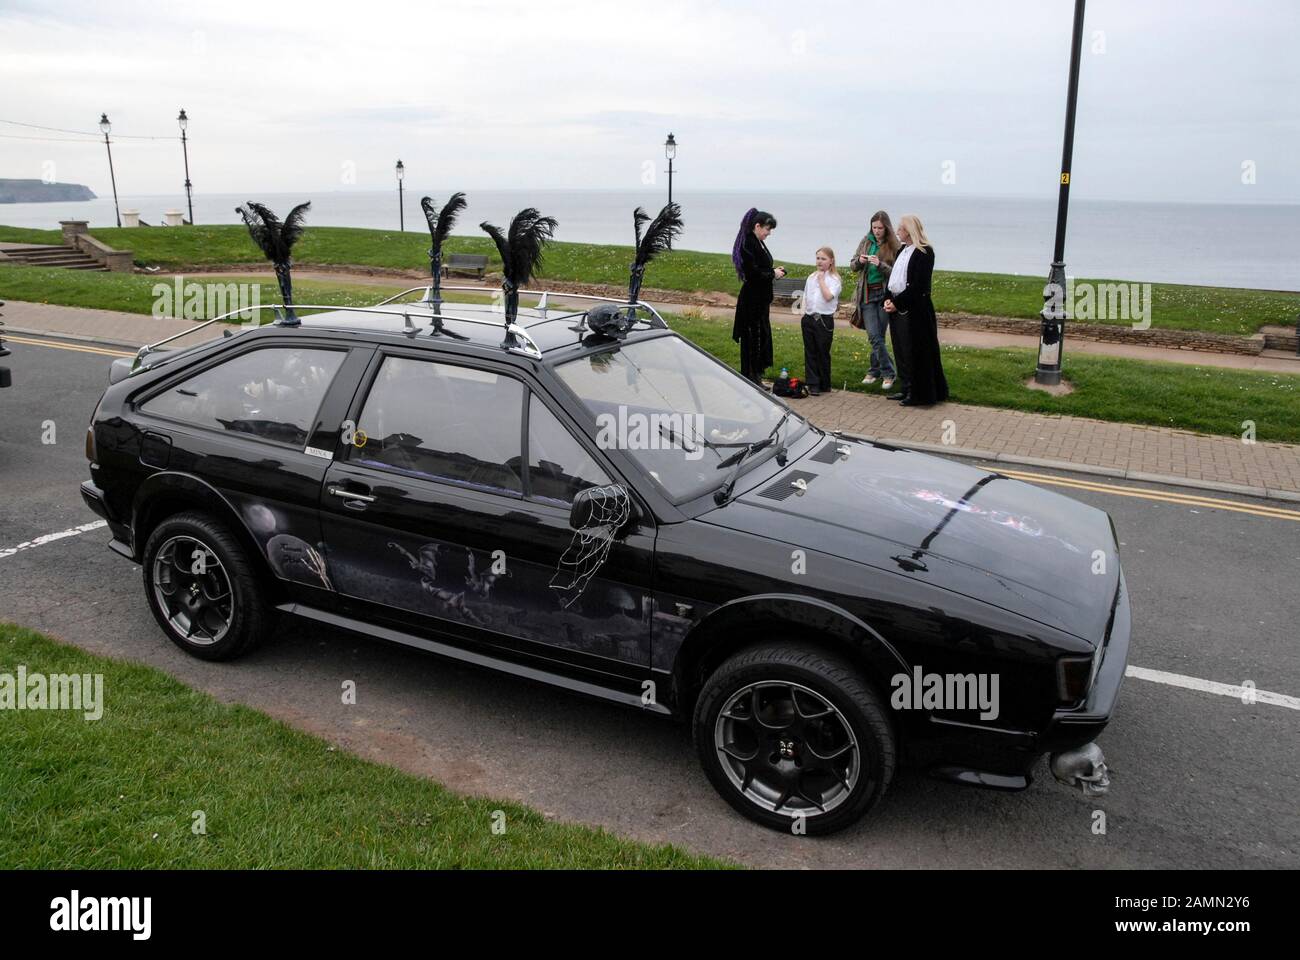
[278,602,673,717]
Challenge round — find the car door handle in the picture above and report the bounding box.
[328,485,376,504]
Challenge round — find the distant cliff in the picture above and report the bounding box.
[0,179,97,203]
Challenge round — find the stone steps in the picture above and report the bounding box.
[0,243,107,271]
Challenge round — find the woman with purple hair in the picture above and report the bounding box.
[730,208,785,386]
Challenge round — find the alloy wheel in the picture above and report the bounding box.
[713,680,860,816]
[151,535,234,645]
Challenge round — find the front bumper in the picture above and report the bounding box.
[921,570,1131,790]
[1037,569,1131,755]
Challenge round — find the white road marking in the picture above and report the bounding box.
[1127,665,1300,711]
[0,521,107,560]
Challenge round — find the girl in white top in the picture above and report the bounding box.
[800,247,842,396]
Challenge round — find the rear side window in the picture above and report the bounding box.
[141,347,344,447]
[351,356,525,495]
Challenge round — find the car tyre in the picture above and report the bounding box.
[694,642,895,835]
[142,511,272,661]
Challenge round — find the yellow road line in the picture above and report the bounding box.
[2,335,134,358]
[997,468,1300,522]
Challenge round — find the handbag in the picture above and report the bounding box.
[849,303,864,330]
[772,375,808,399]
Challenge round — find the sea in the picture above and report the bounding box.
[2,188,1297,292]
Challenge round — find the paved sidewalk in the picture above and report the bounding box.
[5,298,1299,501]
[795,390,1300,501]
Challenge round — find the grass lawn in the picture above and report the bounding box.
[671,315,1300,444]
[0,263,420,315]
[4,223,1295,335]
[0,622,726,869]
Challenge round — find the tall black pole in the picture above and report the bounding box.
[664,132,677,206]
[100,113,121,228]
[179,110,194,225]
[396,159,405,232]
[1035,0,1086,386]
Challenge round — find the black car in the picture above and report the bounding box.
[81,288,1129,834]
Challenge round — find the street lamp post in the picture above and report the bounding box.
[396,159,405,232]
[1035,0,1086,387]
[99,113,121,228]
[178,109,194,225]
[664,133,677,205]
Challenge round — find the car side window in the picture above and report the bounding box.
[527,392,612,506]
[140,346,345,447]
[351,356,524,496]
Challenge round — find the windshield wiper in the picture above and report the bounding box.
[713,411,792,505]
[657,422,751,460]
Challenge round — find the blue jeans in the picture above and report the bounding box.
[863,289,895,378]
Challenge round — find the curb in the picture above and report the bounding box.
[844,435,1300,506]
[4,324,150,350]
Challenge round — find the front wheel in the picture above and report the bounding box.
[694,642,895,835]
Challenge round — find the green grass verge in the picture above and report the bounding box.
[4,223,1295,335]
[0,263,414,315]
[0,622,726,869]
[3,262,1296,443]
[670,315,1300,444]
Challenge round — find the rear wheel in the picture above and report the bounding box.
[142,512,271,661]
[694,642,895,835]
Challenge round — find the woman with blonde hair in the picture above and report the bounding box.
[799,246,841,396]
[883,214,948,406]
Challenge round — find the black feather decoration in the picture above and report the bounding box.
[628,202,682,303]
[420,192,467,309]
[235,201,311,324]
[479,207,558,328]
[632,207,650,253]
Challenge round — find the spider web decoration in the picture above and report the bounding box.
[549,485,631,609]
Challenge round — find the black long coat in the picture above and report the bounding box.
[732,232,775,376]
[886,247,949,405]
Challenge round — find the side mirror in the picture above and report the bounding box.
[569,483,635,531]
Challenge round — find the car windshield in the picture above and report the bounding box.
[556,335,807,502]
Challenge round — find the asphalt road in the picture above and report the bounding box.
[2,334,1297,869]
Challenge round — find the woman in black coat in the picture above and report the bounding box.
[731,209,785,385]
[883,214,948,407]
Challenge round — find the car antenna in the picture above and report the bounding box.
[833,380,847,437]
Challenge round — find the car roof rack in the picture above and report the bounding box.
[130,285,670,371]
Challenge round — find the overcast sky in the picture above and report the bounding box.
[2,0,1297,204]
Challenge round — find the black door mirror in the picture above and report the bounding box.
[569,484,635,531]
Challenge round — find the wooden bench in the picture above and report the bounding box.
[443,253,490,278]
[772,276,803,304]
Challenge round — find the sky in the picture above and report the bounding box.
[1,0,1297,205]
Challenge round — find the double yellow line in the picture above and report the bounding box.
[997,467,1300,523]
[3,334,134,359]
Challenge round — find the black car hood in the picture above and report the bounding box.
[702,437,1120,644]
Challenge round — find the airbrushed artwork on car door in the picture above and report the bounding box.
[317,358,653,664]
[322,499,651,665]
